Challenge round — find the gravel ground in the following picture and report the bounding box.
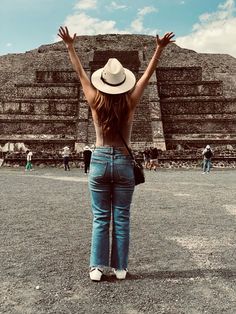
[0,167,236,314]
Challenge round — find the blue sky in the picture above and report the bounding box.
[0,0,236,57]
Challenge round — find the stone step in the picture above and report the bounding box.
[0,99,78,115]
[163,119,236,134]
[158,81,223,98]
[165,133,236,142]
[0,114,76,122]
[161,96,236,115]
[36,71,79,83]
[16,83,79,99]
[0,135,76,141]
[163,113,236,121]
[156,67,202,82]
[0,120,77,137]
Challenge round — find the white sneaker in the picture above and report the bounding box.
[89,268,103,281]
[113,269,128,280]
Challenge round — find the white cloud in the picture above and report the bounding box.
[130,6,158,33]
[74,0,97,10]
[176,0,236,57]
[138,6,158,16]
[57,4,158,39]
[109,1,127,10]
[63,12,122,36]
[6,43,12,47]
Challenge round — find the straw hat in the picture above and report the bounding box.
[91,58,136,94]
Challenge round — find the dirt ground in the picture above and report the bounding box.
[0,167,236,314]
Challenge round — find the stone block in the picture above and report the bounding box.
[4,102,20,114]
[161,97,236,115]
[156,67,202,82]
[19,99,78,116]
[21,102,35,114]
[36,71,79,83]
[34,103,50,115]
[53,103,77,116]
[158,81,223,97]
[79,106,89,119]
[17,84,79,99]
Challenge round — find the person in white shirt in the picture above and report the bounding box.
[25,149,33,171]
[62,146,70,171]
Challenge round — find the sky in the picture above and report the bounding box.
[0,0,236,57]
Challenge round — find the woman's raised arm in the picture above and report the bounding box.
[58,26,96,106]
[130,32,175,108]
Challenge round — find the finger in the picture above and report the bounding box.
[168,34,175,40]
[57,31,63,38]
[73,33,77,40]
[164,32,174,37]
[59,26,66,36]
[167,32,175,39]
[65,26,70,35]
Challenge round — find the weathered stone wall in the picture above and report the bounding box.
[156,66,236,149]
[0,34,236,153]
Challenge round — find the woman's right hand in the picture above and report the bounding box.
[156,32,175,49]
[58,26,76,48]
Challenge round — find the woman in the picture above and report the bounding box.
[58,26,175,281]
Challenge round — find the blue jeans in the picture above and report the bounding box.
[203,159,211,172]
[88,147,135,270]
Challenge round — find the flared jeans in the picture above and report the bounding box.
[88,147,135,270]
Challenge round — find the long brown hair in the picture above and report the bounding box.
[93,90,132,135]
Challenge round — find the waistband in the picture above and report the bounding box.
[94,146,130,156]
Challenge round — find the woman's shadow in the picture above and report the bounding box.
[101,268,236,282]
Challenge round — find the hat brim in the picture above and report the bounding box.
[91,68,136,95]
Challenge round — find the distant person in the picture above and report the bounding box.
[25,149,33,171]
[83,145,92,174]
[149,147,159,171]
[202,145,213,174]
[58,26,175,281]
[62,146,70,171]
[0,151,4,167]
[143,148,150,169]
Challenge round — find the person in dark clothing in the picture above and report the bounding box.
[149,147,159,171]
[143,148,151,169]
[202,144,213,174]
[83,146,92,174]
